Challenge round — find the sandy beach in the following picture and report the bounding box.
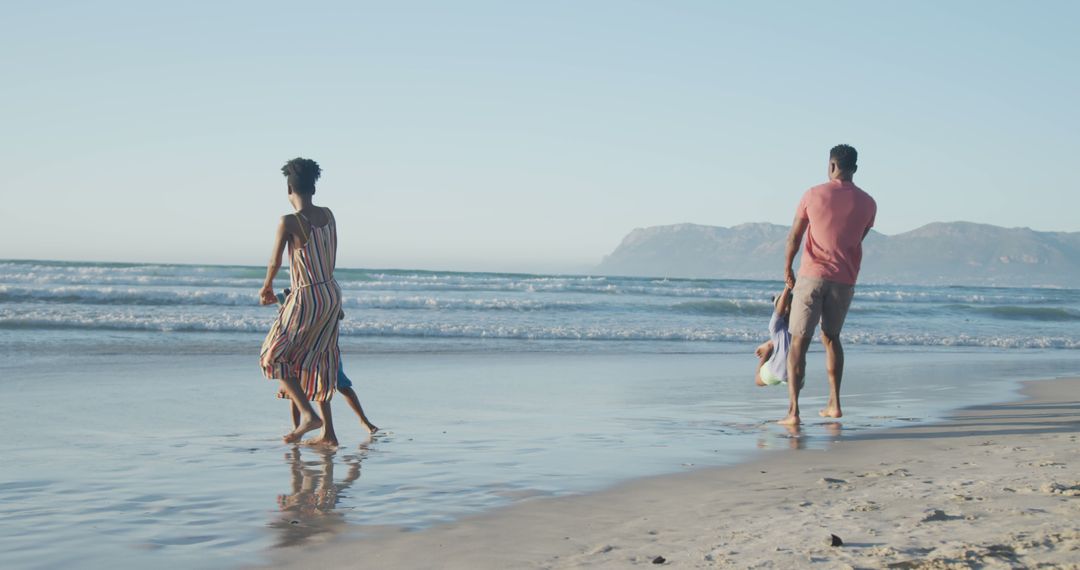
[266,377,1080,569]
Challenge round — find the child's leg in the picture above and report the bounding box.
[290,402,300,429]
[339,386,379,433]
[754,341,774,387]
[336,355,378,433]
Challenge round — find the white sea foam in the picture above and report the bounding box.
[6,262,1073,305]
[2,307,1078,348]
[336,278,771,299]
[3,260,1080,351]
[0,285,593,311]
[857,287,1070,305]
[0,262,768,298]
[0,269,263,289]
[0,285,261,306]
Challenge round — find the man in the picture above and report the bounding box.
[780,144,876,426]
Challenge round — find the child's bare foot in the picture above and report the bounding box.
[778,414,801,426]
[754,377,767,387]
[301,436,339,448]
[819,407,843,419]
[283,416,323,444]
[362,422,379,434]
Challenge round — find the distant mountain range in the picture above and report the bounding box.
[595,222,1080,287]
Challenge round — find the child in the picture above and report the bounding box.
[277,289,379,436]
[754,286,792,387]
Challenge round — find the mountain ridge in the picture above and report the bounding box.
[596,221,1080,287]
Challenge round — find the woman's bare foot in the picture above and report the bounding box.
[283,416,323,444]
[301,436,339,448]
[778,414,801,426]
[819,407,843,418]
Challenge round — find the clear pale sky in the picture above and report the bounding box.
[2,1,1077,272]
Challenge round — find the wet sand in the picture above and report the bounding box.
[265,377,1080,569]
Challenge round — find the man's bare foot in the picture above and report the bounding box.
[778,414,801,426]
[819,407,843,418]
[283,416,323,444]
[301,436,339,448]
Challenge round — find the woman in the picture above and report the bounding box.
[259,157,342,446]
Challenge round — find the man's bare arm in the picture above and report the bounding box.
[784,216,809,288]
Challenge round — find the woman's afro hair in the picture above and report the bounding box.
[281,157,321,195]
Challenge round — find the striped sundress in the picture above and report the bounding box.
[260,208,342,402]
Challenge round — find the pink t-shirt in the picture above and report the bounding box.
[795,179,877,285]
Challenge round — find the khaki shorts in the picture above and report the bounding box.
[788,277,855,338]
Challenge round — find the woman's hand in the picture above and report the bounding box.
[259,285,277,305]
[260,217,290,306]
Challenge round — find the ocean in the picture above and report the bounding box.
[2,259,1079,356]
[2,259,1080,569]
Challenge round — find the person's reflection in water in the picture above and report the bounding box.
[759,422,846,451]
[781,423,805,450]
[270,438,373,547]
[756,423,807,450]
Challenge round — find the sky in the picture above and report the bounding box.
[1,1,1077,273]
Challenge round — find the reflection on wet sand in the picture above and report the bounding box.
[269,438,374,548]
[756,422,845,450]
[781,423,805,450]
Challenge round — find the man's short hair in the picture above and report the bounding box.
[829,145,858,172]
[281,157,322,195]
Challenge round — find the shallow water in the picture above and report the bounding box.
[3,260,1080,568]
[2,349,1079,569]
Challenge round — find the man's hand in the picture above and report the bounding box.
[784,215,808,290]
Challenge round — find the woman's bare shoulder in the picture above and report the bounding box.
[279,213,306,235]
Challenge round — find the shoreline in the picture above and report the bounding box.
[262,376,1080,569]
